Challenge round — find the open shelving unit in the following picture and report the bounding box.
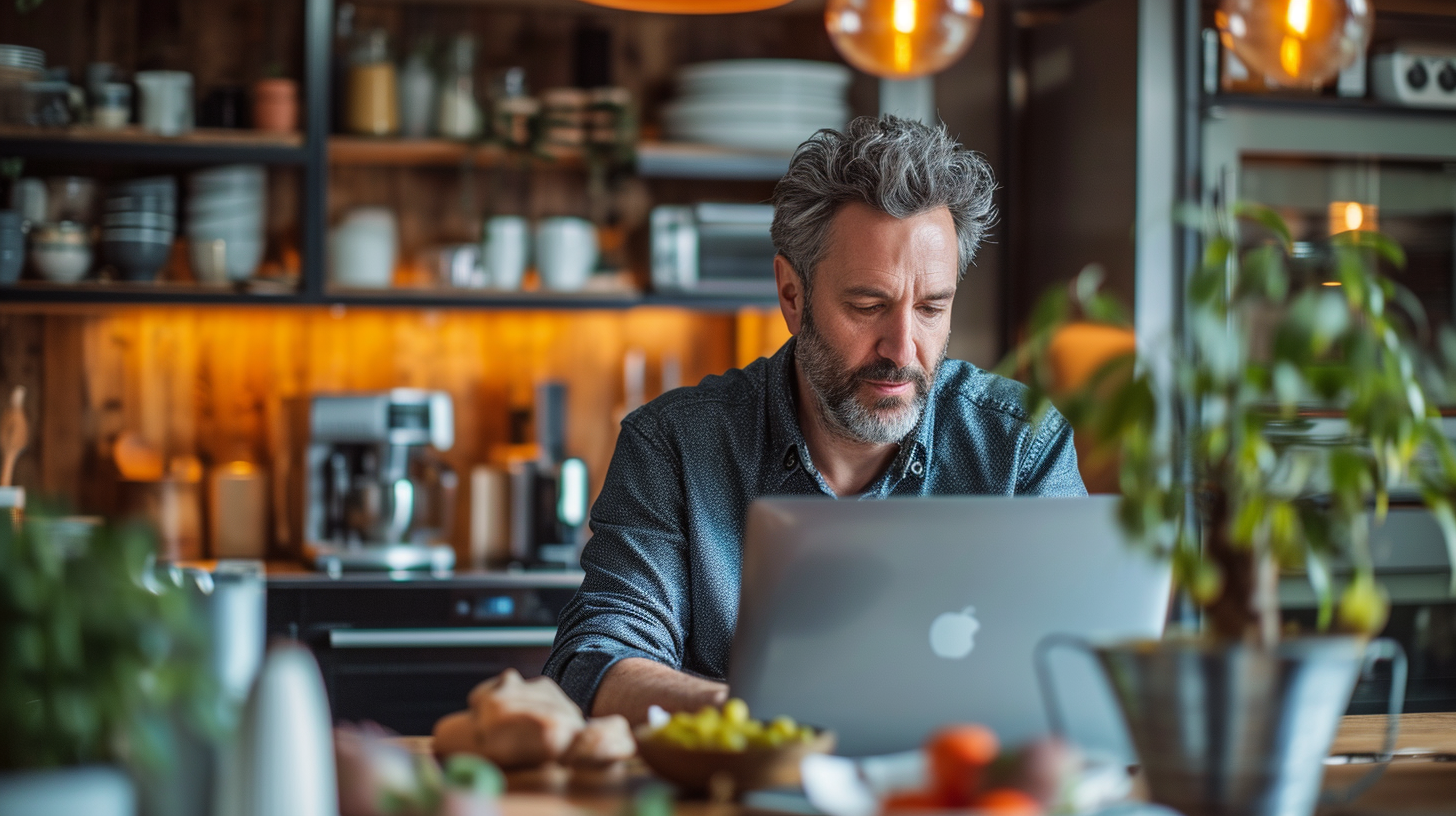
[0,0,796,311]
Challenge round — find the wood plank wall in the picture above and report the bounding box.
[0,306,791,561]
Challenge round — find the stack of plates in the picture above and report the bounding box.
[102,177,177,283]
[663,59,852,153]
[188,164,266,283]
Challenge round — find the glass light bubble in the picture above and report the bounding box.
[1217,0,1373,89]
[826,0,984,80]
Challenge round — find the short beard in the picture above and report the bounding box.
[795,302,945,446]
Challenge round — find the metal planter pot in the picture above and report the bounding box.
[1038,635,1406,816]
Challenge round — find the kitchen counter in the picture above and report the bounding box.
[388,713,1456,815]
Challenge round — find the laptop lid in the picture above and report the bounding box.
[728,496,1171,758]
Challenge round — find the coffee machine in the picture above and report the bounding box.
[286,390,458,573]
[508,382,589,569]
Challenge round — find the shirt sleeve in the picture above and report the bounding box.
[542,413,692,713]
[1015,406,1088,497]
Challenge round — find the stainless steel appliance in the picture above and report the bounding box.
[1373,44,1456,109]
[508,381,589,569]
[286,390,458,573]
[650,202,777,297]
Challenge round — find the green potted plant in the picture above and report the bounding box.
[0,509,217,815]
[1006,202,1456,816]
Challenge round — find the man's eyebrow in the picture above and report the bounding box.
[841,285,958,302]
[923,289,957,302]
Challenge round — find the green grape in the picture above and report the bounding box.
[715,730,748,751]
[723,698,749,724]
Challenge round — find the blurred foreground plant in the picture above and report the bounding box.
[0,505,217,771]
[1001,203,1456,645]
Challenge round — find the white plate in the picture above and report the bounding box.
[663,120,831,152]
[663,98,848,123]
[679,59,851,88]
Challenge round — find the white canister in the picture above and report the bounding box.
[329,207,397,288]
[481,215,528,290]
[135,71,194,137]
[535,216,597,292]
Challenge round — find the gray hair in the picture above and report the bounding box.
[770,115,996,295]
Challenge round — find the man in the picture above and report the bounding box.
[543,115,1086,721]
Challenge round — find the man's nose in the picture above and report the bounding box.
[876,306,917,370]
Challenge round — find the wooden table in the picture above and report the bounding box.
[401,714,1456,816]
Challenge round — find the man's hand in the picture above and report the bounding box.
[591,657,728,725]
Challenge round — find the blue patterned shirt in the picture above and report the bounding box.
[543,338,1086,712]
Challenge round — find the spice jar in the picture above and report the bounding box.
[252,78,298,133]
[539,87,588,159]
[436,34,482,140]
[347,29,398,136]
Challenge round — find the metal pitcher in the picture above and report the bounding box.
[1036,635,1406,816]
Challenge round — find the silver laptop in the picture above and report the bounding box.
[728,496,1171,758]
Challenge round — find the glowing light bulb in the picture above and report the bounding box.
[1286,0,1311,36]
[826,0,983,80]
[1217,0,1372,88]
[1344,202,1363,231]
[893,0,917,33]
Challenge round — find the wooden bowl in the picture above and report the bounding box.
[633,724,836,797]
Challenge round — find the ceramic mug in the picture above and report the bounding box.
[481,215,528,290]
[535,217,597,292]
[330,208,397,288]
[136,71,194,136]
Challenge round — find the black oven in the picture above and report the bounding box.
[267,571,583,736]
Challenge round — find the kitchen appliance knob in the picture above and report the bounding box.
[1439,63,1456,93]
[1406,61,1429,90]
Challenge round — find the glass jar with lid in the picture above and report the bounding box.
[347,29,399,136]
[436,34,482,140]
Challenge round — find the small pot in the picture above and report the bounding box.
[252,78,298,134]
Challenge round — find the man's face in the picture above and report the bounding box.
[789,202,959,445]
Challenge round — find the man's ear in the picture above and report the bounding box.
[775,255,805,336]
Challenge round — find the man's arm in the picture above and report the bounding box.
[592,658,728,723]
[542,414,707,717]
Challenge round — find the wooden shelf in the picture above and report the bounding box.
[0,125,308,164]
[327,137,792,179]
[0,281,779,311]
[328,137,584,170]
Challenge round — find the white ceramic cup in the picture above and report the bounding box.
[481,215,528,290]
[9,177,46,228]
[136,71,194,136]
[535,217,597,292]
[329,208,397,288]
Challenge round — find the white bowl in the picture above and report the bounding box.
[32,243,92,283]
[102,226,175,244]
[678,59,851,91]
[664,97,848,123]
[103,211,176,230]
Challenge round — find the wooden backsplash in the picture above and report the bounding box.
[0,306,791,559]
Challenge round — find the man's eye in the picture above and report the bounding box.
[854,304,883,314]
[918,305,946,316]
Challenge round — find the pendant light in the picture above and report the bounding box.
[1216,0,1373,88]
[576,0,793,12]
[825,0,984,80]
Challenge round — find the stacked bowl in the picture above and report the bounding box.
[102,176,177,283]
[662,59,852,153]
[0,45,44,126]
[187,164,266,284]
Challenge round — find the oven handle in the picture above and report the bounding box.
[327,627,558,649]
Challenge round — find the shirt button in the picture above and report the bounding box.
[784,450,798,471]
[910,460,924,476]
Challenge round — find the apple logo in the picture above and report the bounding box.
[929,606,980,659]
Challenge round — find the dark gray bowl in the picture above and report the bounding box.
[102,238,172,282]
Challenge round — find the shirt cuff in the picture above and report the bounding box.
[549,643,662,715]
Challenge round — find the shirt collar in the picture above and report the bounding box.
[766,337,940,496]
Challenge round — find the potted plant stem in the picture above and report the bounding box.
[0,507,217,815]
[1005,202,1456,816]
